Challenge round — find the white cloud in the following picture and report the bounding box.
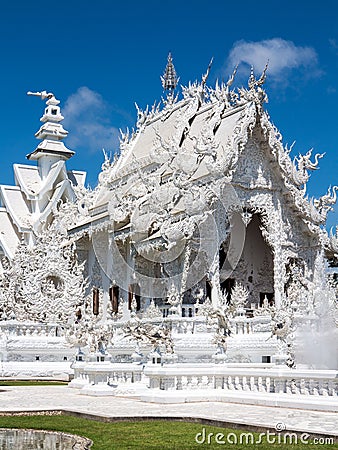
[226,38,319,82]
[63,86,119,153]
[329,38,338,54]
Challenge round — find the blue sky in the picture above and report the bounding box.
[0,0,337,228]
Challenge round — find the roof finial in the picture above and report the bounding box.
[161,52,179,92]
[27,90,55,100]
[245,62,269,106]
[248,66,256,90]
[26,90,74,167]
[201,57,214,87]
[248,61,269,90]
[257,60,269,86]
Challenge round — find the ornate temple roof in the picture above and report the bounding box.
[77,63,336,248]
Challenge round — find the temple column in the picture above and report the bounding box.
[261,201,286,310]
[273,245,286,309]
[99,239,114,322]
[180,242,191,299]
[209,251,221,307]
[126,239,137,314]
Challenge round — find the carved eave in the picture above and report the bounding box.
[26,140,75,161]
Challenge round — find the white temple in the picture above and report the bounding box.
[0,56,337,397]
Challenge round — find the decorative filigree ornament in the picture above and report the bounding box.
[0,226,87,323]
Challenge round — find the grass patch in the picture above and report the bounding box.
[0,415,336,449]
[0,380,67,386]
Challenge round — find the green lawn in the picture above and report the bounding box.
[0,380,67,386]
[0,415,336,450]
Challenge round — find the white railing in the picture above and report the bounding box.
[71,362,144,387]
[144,365,338,396]
[159,304,198,318]
[71,361,338,397]
[0,321,63,338]
[146,311,272,335]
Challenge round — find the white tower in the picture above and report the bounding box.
[26,91,74,180]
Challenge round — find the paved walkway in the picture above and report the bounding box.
[0,386,337,438]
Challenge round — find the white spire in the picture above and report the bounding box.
[26,91,74,177]
[161,53,179,92]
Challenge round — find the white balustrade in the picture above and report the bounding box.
[0,321,62,338]
[71,362,144,387]
[144,365,338,396]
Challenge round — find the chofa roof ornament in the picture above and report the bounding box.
[27,90,55,101]
[239,62,269,106]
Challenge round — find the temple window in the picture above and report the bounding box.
[221,278,235,302]
[93,287,99,315]
[128,284,141,311]
[206,279,212,299]
[109,285,119,313]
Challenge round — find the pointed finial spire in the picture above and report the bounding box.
[161,52,179,92]
[226,65,238,88]
[201,57,214,87]
[26,90,74,177]
[257,61,269,86]
[248,66,256,90]
[246,63,269,106]
[248,62,269,90]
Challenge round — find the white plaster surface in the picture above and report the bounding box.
[0,386,337,437]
